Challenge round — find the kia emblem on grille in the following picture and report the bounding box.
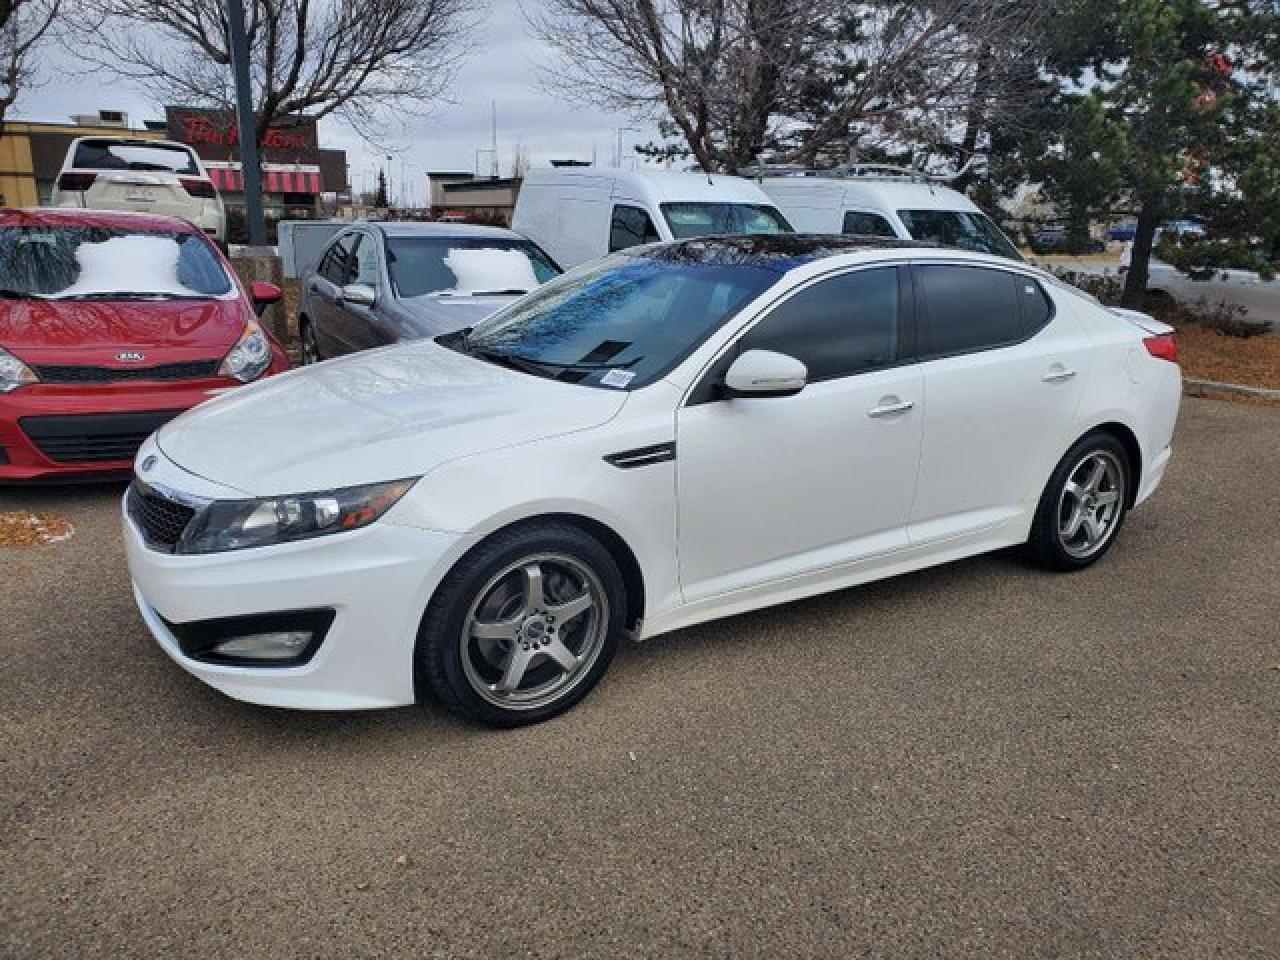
[140,455,157,472]
[117,351,145,362]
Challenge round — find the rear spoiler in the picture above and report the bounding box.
[1109,306,1174,336]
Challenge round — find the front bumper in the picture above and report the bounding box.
[125,496,466,710]
[1,360,288,483]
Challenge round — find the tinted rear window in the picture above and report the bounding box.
[72,141,199,175]
[915,265,1023,357]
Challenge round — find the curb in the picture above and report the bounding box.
[1184,378,1280,399]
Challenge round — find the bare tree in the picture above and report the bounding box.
[0,0,59,128]
[532,0,1049,174]
[74,0,477,145]
[530,0,822,172]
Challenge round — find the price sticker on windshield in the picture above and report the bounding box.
[600,369,636,389]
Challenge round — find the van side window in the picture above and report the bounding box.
[842,211,896,238]
[610,205,660,252]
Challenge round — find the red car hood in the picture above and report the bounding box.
[0,298,248,366]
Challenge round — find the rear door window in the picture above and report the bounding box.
[914,264,1024,358]
[842,211,897,237]
[71,141,200,175]
[610,205,661,252]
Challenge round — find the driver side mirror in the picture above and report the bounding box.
[723,349,807,398]
[248,281,282,317]
[341,283,377,308]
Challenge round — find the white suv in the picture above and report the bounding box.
[51,137,225,241]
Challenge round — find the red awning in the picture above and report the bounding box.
[264,169,322,194]
[205,165,321,195]
[208,166,242,192]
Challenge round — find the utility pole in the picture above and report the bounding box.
[226,0,265,246]
[490,101,498,179]
[386,154,393,210]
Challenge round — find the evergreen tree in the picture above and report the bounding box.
[374,169,388,209]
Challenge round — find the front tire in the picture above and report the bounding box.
[1027,433,1131,571]
[416,522,626,727]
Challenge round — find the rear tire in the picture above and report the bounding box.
[1027,433,1131,571]
[416,522,626,727]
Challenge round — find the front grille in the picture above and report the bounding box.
[126,481,196,552]
[19,410,181,464]
[32,361,220,384]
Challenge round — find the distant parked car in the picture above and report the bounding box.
[512,167,793,269]
[1108,222,1137,242]
[0,208,288,482]
[51,137,226,242]
[297,222,562,364]
[1030,229,1106,255]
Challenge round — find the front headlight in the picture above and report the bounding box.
[178,478,417,554]
[218,318,273,382]
[0,346,39,393]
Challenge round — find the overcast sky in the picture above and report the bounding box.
[16,0,660,205]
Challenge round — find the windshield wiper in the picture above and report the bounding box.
[55,291,212,302]
[0,288,47,300]
[469,288,530,297]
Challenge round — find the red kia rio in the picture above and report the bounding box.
[0,208,289,482]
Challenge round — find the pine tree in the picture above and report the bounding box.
[374,169,388,208]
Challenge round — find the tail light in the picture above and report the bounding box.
[57,172,96,192]
[180,177,217,198]
[1144,333,1178,363]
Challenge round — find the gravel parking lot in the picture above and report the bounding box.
[2,397,1277,959]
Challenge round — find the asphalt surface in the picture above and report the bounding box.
[2,397,1277,959]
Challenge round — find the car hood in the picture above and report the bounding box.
[155,339,628,495]
[400,294,520,336]
[0,298,247,365]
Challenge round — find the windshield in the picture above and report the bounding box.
[897,209,1022,260]
[72,141,200,175]
[387,236,560,298]
[459,252,778,389]
[0,226,232,299]
[660,203,792,240]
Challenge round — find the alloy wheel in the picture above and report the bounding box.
[1056,450,1125,559]
[459,553,609,711]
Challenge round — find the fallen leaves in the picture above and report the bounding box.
[1177,326,1280,390]
[0,512,74,548]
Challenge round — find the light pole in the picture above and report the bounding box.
[385,154,393,210]
[226,0,265,245]
[615,126,640,168]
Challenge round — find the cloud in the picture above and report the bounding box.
[18,0,661,207]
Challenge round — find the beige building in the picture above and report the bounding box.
[427,171,522,225]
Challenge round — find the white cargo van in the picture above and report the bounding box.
[512,167,792,268]
[758,168,1021,261]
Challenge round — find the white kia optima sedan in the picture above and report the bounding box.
[123,236,1182,726]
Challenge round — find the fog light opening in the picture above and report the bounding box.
[211,631,315,660]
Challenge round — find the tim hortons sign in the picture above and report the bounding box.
[165,106,317,152]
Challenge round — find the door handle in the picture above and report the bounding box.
[867,398,915,418]
[1043,366,1077,383]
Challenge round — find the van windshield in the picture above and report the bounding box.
[661,203,792,239]
[897,209,1021,260]
[454,251,777,389]
[0,226,231,299]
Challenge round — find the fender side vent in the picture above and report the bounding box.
[604,442,676,469]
